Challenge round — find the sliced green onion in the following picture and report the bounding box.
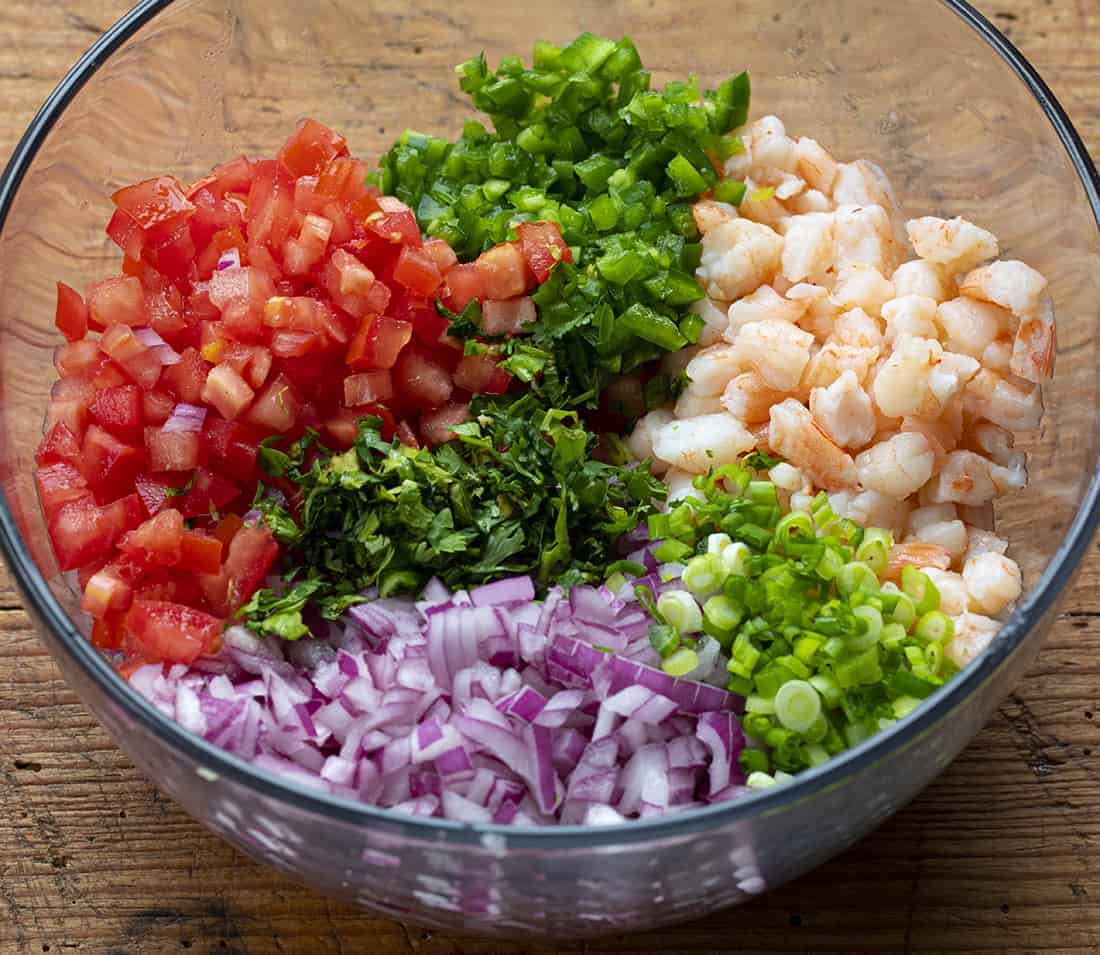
[835,647,883,689]
[703,594,743,632]
[707,532,732,555]
[902,565,941,615]
[849,604,883,651]
[892,696,922,718]
[775,511,814,553]
[816,547,845,581]
[654,538,693,563]
[745,694,777,715]
[809,673,843,708]
[662,646,699,676]
[837,561,879,597]
[746,771,778,789]
[914,610,954,644]
[726,673,754,696]
[774,679,822,734]
[880,621,908,649]
[648,623,680,659]
[721,541,752,577]
[656,591,703,634]
[739,748,769,775]
[682,554,723,596]
[889,592,918,630]
[855,528,892,575]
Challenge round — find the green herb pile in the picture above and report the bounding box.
[241,399,666,640]
[635,462,960,777]
[374,33,749,407]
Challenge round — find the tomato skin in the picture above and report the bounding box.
[159,347,210,404]
[316,156,373,203]
[420,403,469,445]
[186,155,253,201]
[475,242,529,300]
[392,244,443,296]
[179,530,223,575]
[346,316,413,370]
[89,384,144,441]
[516,220,572,283]
[106,209,144,261]
[277,119,349,178]
[344,370,394,406]
[393,347,454,410]
[35,462,90,521]
[36,422,83,469]
[224,525,279,612]
[112,175,195,236]
[55,282,88,341]
[118,508,184,567]
[125,599,222,664]
[247,160,296,251]
[81,425,145,501]
[145,426,204,473]
[178,468,241,520]
[453,352,511,395]
[87,275,145,328]
[443,262,485,310]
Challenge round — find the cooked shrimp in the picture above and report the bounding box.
[1010,297,1055,383]
[831,264,896,317]
[744,115,799,173]
[900,415,957,468]
[963,369,1043,431]
[738,180,791,231]
[925,350,980,416]
[831,307,884,350]
[881,295,939,344]
[906,216,999,273]
[832,160,904,239]
[651,413,756,475]
[909,519,968,566]
[626,409,675,474]
[871,336,942,418]
[935,297,1012,360]
[800,341,880,393]
[908,503,959,534]
[923,568,969,614]
[892,259,957,303]
[674,390,726,418]
[665,468,705,504]
[922,450,999,507]
[688,297,732,348]
[727,284,806,334]
[768,398,859,490]
[963,552,1022,616]
[981,337,1014,375]
[721,371,788,424]
[780,212,834,285]
[809,369,876,449]
[963,527,1009,563]
[698,219,784,301]
[834,203,899,275]
[960,260,1048,317]
[845,489,912,537]
[794,137,839,195]
[784,188,834,215]
[684,344,744,396]
[692,199,738,236]
[855,432,936,498]
[726,318,815,391]
[882,541,952,584]
[946,612,1001,667]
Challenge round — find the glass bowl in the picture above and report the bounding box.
[1,0,1098,938]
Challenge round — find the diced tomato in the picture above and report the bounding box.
[211,513,245,549]
[194,224,248,278]
[92,361,129,392]
[283,212,333,275]
[346,316,413,370]
[53,340,101,379]
[263,295,346,347]
[269,329,322,358]
[141,390,176,426]
[81,567,135,619]
[247,160,296,250]
[125,599,222,664]
[410,304,451,346]
[324,248,388,318]
[366,197,421,247]
[35,462,90,521]
[36,422,83,469]
[144,285,188,342]
[145,426,204,472]
[315,156,372,203]
[106,209,144,261]
[99,324,163,389]
[180,530,223,575]
[443,262,485,310]
[55,282,88,341]
[143,223,196,284]
[278,119,349,178]
[87,275,145,328]
[119,508,184,568]
[245,373,300,433]
[224,525,279,612]
[423,238,459,275]
[516,220,572,283]
[178,468,241,520]
[454,352,511,395]
[81,425,145,500]
[393,348,454,409]
[112,175,195,236]
[89,385,143,441]
[159,347,210,403]
[476,242,529,300]
[201,364,254,421]
[324,407,363,448]
[480,297,536,337]
[218,343,272,390]
[48,493,140,572]
[133,473,178,517]
[92,611,128,651]
[208,265,277,315]
[188,188,245,251]
[186,155,253,200]
[46,375,96,437]
[395,421,419,448]
[393,244,443,296]
[344,370,394,406]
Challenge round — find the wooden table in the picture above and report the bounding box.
[1,1,1099,951]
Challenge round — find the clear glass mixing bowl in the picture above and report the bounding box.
[1,0,1098,938]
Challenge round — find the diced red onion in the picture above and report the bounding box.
[133,326,181,365]
[216,247,241,271]
[162,403,208,434]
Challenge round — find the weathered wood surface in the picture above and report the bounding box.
[1,1,1099,952]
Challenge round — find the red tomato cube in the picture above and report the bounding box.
[81,425,145,500]
[87,275,145,328]
[179,530,223,575]
[224,525,279,612]
[277,119,349,178]
[178,469,241,520]
[145,426,204,472]
[202,364,255,421]
[315,156,372,203]
[81,568,134,619]
[119,508,184,567]
[55,282,88,341]
[53,340,101,379]
[443,263,485,310]
[344,370,394,406]
[423,238,459,275]
[475,242,529,300]
[346,316,413,370]
[142,390,177,426]
[454,353,511,395]
[89,384,144,441]
[393,244,443,296]
[393,348,454,409]
[245,374,300,433]
[420,403,469,445]
[283,213,334,276]
[99,324,163,389]
[35,462,90,521]
[159,348,210,404]
[111,175,195,236]
[125,600,222,664]
[185,155,253,201]
[36,422,83,469]
[516,220,572,283]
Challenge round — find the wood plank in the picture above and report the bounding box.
[1,0,1098,951]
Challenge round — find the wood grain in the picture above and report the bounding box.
[1,1,1099,952]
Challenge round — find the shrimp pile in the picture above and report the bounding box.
[627,115,1054,671]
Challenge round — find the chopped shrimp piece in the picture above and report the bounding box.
[674,390,725,418]
[651,413,756,475]
[768,398,859,490]
[786,282,830,304]
[698,219,784,301]
[726,318,814,391]
[688,297,732,348]
[924,351,980,416]
[834,204,899,275]
[626,409,675,474]
[845,490,912,537]
[892,259,957,303]
[738,180,791,231]
[909,520,968,566]
[936,297,1012,359]
[831,264,896,316]
[832,160,905,241]
[785,189,834,215]
[882,541,952,584]
[831,307,884,350]
[906,216,998,274]
[727,284,806,334]
[923,450,999,507]
[744,115,798,173]
[924,568,969,614]
[963,552,1022,616]
[946,612,1001,667]
[780,212,834,285]
[692,199,738,236]
[665,468,705,504]
[855,432,936,498]
[964,527,1009,563]
[684,344,744,396]
[1010,297,1055,383]
[768,462,806,492]
[794,137,839,194]
[871,336,942,418]
[981,338,1014,375]
[909,504,958,532]
[809,369,876,449]
[721,371,788,424]
[963,369,1043,431]
[882,295,939,344]
[773,173,806,201]
[960,260,1048,317]
[800,342,879,392]
[900,415,956,468]
[967,420,1023,469]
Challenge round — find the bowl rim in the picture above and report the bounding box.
[1,0,1099,850]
